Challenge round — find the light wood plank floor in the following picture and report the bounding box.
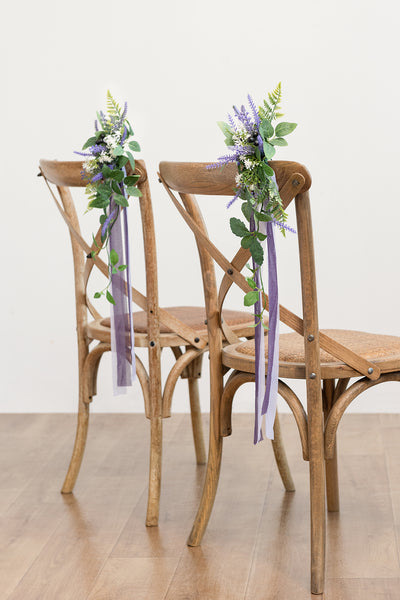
[1,413,400,599]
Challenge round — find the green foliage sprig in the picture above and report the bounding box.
[76,91,141,303]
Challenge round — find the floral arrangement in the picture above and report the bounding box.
[209,82,297,324]
[75,91,141,303]
[210,83,297,443]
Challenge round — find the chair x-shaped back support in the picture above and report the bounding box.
[159,159,400,594]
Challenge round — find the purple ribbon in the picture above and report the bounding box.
[252,200,280,443]
[109,179,136,393]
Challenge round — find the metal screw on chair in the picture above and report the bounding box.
[368,367,374,374]
[309,372,316,379]
[307,334,314,342]
[194,337,200,343]
[227,268,233,275]
[149,341,155,347]
[292,179,300,187]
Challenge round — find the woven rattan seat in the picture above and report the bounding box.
[223,329,400,379]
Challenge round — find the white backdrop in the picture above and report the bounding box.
[2,0,400,415]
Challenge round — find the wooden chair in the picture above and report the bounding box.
[39,158,262,526]
[159,159,400,594]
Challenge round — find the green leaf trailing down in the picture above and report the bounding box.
[230,217,249,237]
[270,137,288,146]
[262,163,275,177]
[241,235,253,249]
[275,122,297,137]
[94,292,101,299]
[106,290,116,305]
[124,175,140,186]
[118,265,127,271]
[110,249,119,266]
[89,196,110,209]
[241,202,253,222]
[117,156,129,168]
[126,152,135,170]
[109,169,124,182]
[126,186,142,197]
[246,277,257,289]
[250,238,264,266]
[128,140,141,152]
[113,194,129,207]
[244,290,260,307]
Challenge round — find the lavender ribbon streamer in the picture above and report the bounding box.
[110,187,136,394]
[252,191,280,443]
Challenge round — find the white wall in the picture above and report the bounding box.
[2,0,400,416]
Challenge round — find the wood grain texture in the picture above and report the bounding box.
[1,414,400,599]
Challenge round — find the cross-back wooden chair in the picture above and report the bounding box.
[159,159,400,594]
[39,159,263,526]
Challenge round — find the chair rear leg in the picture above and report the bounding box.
[187,432,223,546]
[61,398,90,494]
[323,379,340,512]
[271,411,295,492]
[146,415,163,526]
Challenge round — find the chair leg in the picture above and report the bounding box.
[271,411,295,492]
[309,450,326,595]
[61,399,90,494]
[187,432,223,546]
[188,375,207,465]
[146,415,163,527]
[323,379,340,512]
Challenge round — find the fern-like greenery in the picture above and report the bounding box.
[258,82,284,122]
[106,90,122,119]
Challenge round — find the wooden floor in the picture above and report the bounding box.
[1,413,400,599]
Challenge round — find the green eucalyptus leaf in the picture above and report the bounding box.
[112,267,118,274]
[110,169,124,182]
[256,232,267,241]
[230,217,249,237]
[256,211,272,222]
[263,141,276,160]
[117,155,129,168]
[106,290,116,305]
[270,137,288,146]
[250,238,264,265]
[126,151,135,170]
[241,202,253,222]
[217,121,233,137]
[259,119,274,140]
[102,165,112,177]
[89,196,110,209]
[244,290,260,307]
[124,175,140,186]
[82,136,98,150]
[94,292,102,299]
[110,249,119,266]
[128,140,141,152]
[262,162,275,176]
[126,186,142,197]
[246,277,257,289]
[241,235,253,249]
[275,122,297,137]
[111,181,121,195]
[99,214,107,224]
[118,264,127,271]
[113,194,129,207]
[112,145,124,157]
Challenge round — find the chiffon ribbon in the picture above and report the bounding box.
[252,196,280,443]
[109,187,136,393]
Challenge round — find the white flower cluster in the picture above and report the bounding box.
[104,132,121,149]
[83,157,97,173]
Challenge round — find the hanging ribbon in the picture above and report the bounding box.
[109,181,136,393]
[252,184,280,443]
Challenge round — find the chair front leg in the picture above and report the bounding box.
[322,379,340,512]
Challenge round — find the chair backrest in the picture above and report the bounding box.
[38,159,209,353]
[158,160,379,383]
